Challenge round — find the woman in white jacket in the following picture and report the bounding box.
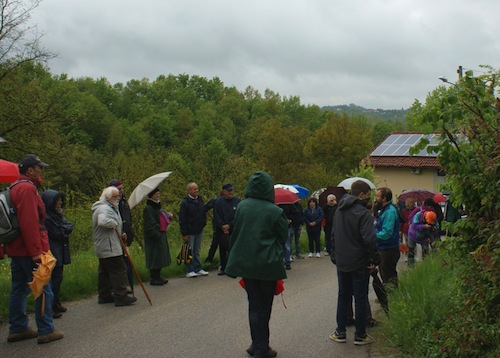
[91,186,136,306]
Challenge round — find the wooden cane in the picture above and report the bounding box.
[116,229,153,305]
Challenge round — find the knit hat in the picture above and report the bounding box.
[109,179,122,187]
[424,211,437,225]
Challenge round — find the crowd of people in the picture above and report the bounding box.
[3,154,461,356]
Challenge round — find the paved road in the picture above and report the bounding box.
[0,255,382,357]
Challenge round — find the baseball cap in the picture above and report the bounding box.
[222,183,234,191]
[18,154,49,170]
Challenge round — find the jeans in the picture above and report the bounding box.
[244,278,276,356]
[336,266,370,338]
[407,239,429,267]
[9,256,55,335]
[379,247,400,286]
[290,225,302,255]
[284,228,293,264]
[186,233,203,273]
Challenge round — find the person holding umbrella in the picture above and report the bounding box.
[143,188,172,285]
[6,154,64,344]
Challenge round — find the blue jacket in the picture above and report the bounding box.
[375,203,400,250]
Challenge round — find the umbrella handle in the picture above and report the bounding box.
[115,229,153,305]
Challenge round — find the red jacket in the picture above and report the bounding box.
[5,175,49,257]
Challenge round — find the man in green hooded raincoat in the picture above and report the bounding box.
[225,171,288,358]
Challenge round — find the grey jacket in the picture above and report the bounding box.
[91,200,123,259]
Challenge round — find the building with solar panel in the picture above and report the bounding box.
[369,132,445,199]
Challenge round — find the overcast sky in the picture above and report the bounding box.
[31,0,499,109]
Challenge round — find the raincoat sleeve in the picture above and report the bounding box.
[143,205,161,241]
[97,207,120,229]
[275,210,289,246]
[376,209,398,241]
[360,211,381,266]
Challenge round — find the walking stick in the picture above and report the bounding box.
[116,229,153,305]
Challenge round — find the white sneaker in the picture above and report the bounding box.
[308,253,313,258]
[186,271,199,278]
[197,269,209,276]
[316,252,321,258]
[290,257,294,262]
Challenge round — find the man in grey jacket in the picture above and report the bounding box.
[330,180,380,346]
[92,186,136,306]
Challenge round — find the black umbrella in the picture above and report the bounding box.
[371,270,388,314]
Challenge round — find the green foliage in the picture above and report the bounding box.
[380,252,462,357]
[401,66,500,357]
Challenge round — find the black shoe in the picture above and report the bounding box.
[246,344,255,356]
[150,279,165,286]
[115,296,137,306]
[218,271,226,276]
[285,263,291,270]
[98,296,115,304]
[163,279,169,284]
[53,302,67,313]
[255,348,277,358]
[53,311,62,319]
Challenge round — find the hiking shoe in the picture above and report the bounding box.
[186,271,199,278]
[114,296,137,306]
[7,327,38,342]
[197,269,209,276]
[98,296,115,304]
[354,334,374,345]
[53,303,67,313]
[150,279,165,286]
[329,330,347,343]
[37,330,64,344]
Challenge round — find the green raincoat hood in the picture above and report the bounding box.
[244,171,275,203]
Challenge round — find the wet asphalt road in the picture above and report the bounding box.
[0,254,381,357]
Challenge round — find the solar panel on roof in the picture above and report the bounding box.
[371,134,438,157]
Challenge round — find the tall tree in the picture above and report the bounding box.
[0,0,54,81]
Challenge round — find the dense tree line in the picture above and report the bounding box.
[0,61,402,205]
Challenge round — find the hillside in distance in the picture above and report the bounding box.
[322,104,407,121]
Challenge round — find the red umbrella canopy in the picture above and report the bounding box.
[0,159,20,183]
[433,193,447,203]
[274,188,300,205]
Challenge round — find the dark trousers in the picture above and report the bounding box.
[379,247,400,286]
[51,264,64,306]
[123,254,134,289]
[205,231,218,262]
[336,267,370,338]
[307,230,321,253]
[324,226,333,254]
[98,256,128,300]
[244,278,276,356]
[217,232,230,271]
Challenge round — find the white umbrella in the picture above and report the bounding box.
[274,184,299,194]
[338,177,376,190]
[128,172,172,209]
